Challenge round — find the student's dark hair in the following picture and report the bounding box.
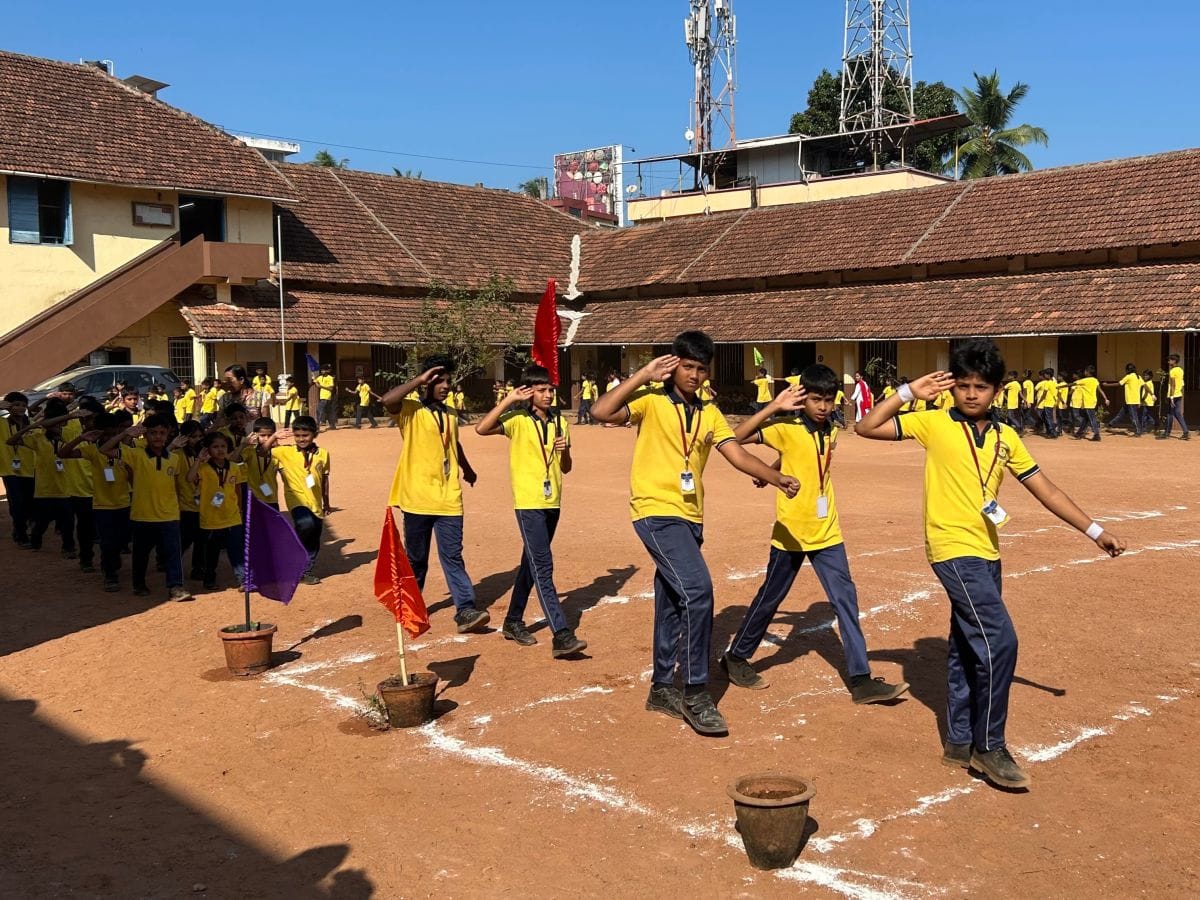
[143,413,174,431]
[58,381,77,393]
[92,412,117,431]
[224,365,247,384]
[225,402,248,417]
[420,353,456,376]
[291,415,318,433]
[1084,365,1096,376]
[121,390,140,399]
[179,420,204,438]
[672,330,715,364]
[800,364,840,397]
[43,399,70,418]
[202,431,232,450]
[1168,353,1180,363]
[790,368,800,376]
[4,391,28,404]
[252,416,276,432]
[1125,362,1137,373]
[520,365,552,388]
[948,338,1006,388]
[78,396,103,415]
[1143,369,1154,378]
[111,410,133,427]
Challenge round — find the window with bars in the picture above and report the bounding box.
[167,337,194,381]
[714,343,743,387]
[1184,333,1200,391]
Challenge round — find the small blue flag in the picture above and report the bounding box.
[305,354,320,373]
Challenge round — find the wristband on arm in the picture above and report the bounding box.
[897,383,915,405]
[1085,522,1104,541]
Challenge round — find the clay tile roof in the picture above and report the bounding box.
[571,262,1200,343]
[274,164,585,295]
[178,284,553,345]
[0,50,294,200]
[578,148,1200,294]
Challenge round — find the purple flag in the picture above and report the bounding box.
[243,491,309,604]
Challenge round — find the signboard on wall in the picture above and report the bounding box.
[553,145,624,225]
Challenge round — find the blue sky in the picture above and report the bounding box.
[8,1,1198,190]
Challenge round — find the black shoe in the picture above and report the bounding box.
[1184,432,1192,441]
[502,620,537,646]
[132,585,150,597]
[681,691,728,735]
[942,741,971,769]
[551,628,587,658]
[454,607,490,633]
[645,685,684,721]
[849,674,910,704]
[103,578,120,593]
[80,562,96,573]
[970,747,1030,789]
[202,580,217,591]
[720,652,768,690]
[301,573,321,585]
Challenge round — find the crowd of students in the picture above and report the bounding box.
[0,366,330,602]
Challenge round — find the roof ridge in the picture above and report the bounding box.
[328,170,436,281]
[900,181,975,263]
[675,207,757,282]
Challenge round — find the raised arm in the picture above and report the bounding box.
[734,385,806,443]
[475,386,533,436]
[381,365,444,415]
[857,371,955,441]
[590,356,676,423]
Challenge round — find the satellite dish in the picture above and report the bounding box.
[684,128,696,143]
[626,184,640,195]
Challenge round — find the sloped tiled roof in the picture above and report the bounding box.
[577,148,1200,293]
[0,51,294,200]
[571,263,1200,343]
[274,164,584,295]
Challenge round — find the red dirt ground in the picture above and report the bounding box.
[1,422,1197,898]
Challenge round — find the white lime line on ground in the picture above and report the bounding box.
[469,685,615,728]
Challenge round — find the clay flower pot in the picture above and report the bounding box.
[727,773,816,870]
[219,623,277,676]
[377,672,439,728]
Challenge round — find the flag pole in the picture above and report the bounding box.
[243,488,253,631]
[396,621,409,685]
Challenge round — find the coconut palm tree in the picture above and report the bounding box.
[953,71,1048,179]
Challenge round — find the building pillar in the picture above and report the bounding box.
[191,336,208,384]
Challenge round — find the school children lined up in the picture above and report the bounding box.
[1,377,331,602]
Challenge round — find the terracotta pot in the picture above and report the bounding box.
[377,672,439,728]
[219,623,278,676]
[727,773,816,870]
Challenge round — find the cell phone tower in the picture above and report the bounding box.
[684,0,737,158]
[839,0,915,169]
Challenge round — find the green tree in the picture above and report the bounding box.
[311,149,348,168]
[953,71,1048,179]
[380,276,529,385]
[393,167,424,179]
[517,177,548,199]
[788,69,841,136]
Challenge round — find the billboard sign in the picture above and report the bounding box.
[553,145,624,225]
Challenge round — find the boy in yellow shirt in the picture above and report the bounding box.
[1072,365,1108,441]
[348,376,380,429]
[283,377,302,428]
[1141,369,1159,433]
[63,411,133,590]
[590,331,799,736]
[270,416,330,585]
[724,365,908,704]
[1104,363,1144,436]
[187,432,247,590]
[475,365,587,657]
[101,413,193,601]
[750,367,776,412]
[315,365,337,430]
[1034,369,1060,438]
[858,339,1126,789]
[198,378,220,428]
[7,400,80,557]
[1160,353,1189,440]
[242,418,281,509]
[577,372,598,425]
[381,356,485,632]
[1,391,37,546]
[1001,372,1023,434]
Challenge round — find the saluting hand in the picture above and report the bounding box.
[911,371,956,401]
[418,365,446,386]
[505,386,534,406]
[641,355,679,384]
[772,385,807,412]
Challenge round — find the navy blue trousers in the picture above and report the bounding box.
[1075,408,1100,438]
[3,475,34,542]
[727,543,870,677]
[94,507,130,578]
[290,507,324,575]
[131,520,184,590]
[403,512,475,612]
[507,508,567,633]
[30,497,73,552]
[1165,397,1189,436]
[633,516,714,687]
[931,557,1017,752]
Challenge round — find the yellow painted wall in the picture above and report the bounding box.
[898,339,949,378]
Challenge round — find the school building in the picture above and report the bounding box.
[1,49,1198,412]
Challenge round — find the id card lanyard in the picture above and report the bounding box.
[813,428,834,519]
[531,411,559,499]
[249,448,276,496]
[961,421,1008,527]
[672,398,703,495]
[211,461,229,507]
[427,404,452,478]
[302,445,320,489]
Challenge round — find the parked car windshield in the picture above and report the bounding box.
[30,368,93,391]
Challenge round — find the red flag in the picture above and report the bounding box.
[531,279,560,385]
[374,508,430,638]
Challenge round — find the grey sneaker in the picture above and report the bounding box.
[849,675,910,705]
[502,620,537,646]
[942,741,972,769]
[970,747,1031,789]
[551,628,587,658]
[168,586,194,603]
[645,685,684,721]
[454,607,491,633]
[682,691,728,736]
[720,652,768,690]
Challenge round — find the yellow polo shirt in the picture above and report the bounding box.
[760,416,842,552]
[1022,380,1035,406]
[1057,381,1069,409]
[1119,373,1142,406]
[201,388,219,414]
[1003,381,1021,411]
[27,432,69,499]
[1169,365,1185,399]
[196,462,245,530]
[285,387,301,411]
[119,446,185,523]
[316,374,335,400]
[174,398,190,422]
[881,385,896,401]
[582,379,597,401]
[79,443,130,510]
[241,445,280,504]
[626,388,736,523]
[1075,376,1100,409]
[933,390,953,410]
[272,445,330,517]
[388,397,462,515]
[1035,379,1057,409]
[0,416,32,476]
[785,375,802,389]
[698,379,714,402]
[356,384,372,406]
[61,420,92,498]
[252,376,273,393]
[753,377,772,403]
[897,410,1039,564]
[176,452,201,513]
[500,410,570,510]
[1142,380,1157,407]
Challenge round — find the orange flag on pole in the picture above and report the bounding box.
[374,508,430,638]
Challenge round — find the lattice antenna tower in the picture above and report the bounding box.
[684,0,737,158]
[839,0,915,169]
